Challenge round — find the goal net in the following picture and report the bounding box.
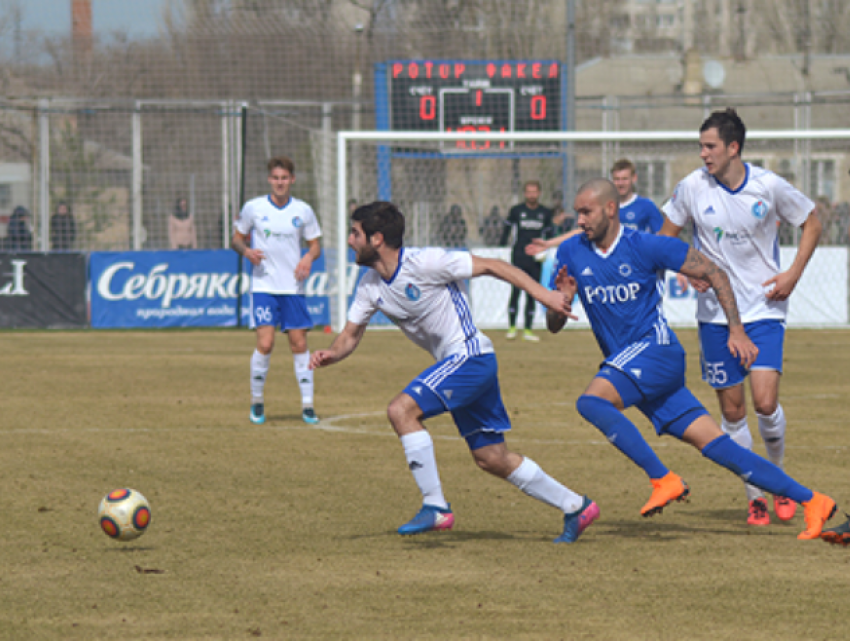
[333,129,850,332]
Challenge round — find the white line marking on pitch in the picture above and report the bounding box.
[1,410,846,451]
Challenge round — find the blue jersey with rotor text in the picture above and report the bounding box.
[550,227,689,357]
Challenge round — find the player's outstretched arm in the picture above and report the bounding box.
[546,266,577,333]
[471,255,577,319]
[524,230,581,256]
[679,248,758,368]
[657,219,709,292]
[763,209,821,301]
[309,321,367,370]
[657,218,682,238]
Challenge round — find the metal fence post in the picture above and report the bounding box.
[132,102,143,250]
[37,98,50,251]
[222,101,230,250]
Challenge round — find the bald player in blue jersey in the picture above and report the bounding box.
[545,178,839,543]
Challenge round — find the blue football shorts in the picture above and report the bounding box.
[698,319,785,390]
[250,293,313,331]
[596,340,708,439]
[403,352,510,451]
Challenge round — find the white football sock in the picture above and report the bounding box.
[722,416,763,502]
[400,430,448,509]
[506,457,584,514]
[250,350,270,404]
[757,404,786,468]
[293,351,313,408]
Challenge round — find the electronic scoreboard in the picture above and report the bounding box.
[385,59,562,152]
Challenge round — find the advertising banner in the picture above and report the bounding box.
[468,246,848,329]
[0,252,87,328]
[90,250,332,329]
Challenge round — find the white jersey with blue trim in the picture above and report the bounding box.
[234,195,322,294]
[550,227,690,358]
[347,247,494,362]
[663,164,814,324]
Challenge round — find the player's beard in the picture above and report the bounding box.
[581,217,608,244]
[355,244,379,267]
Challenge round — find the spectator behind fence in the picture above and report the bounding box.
[479,206,503,246]
[4,206,33,251]
[50,201,76,251]
[438,204,468,248]
[814,196,843,245]
[169,197,197,249]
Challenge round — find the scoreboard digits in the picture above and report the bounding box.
[387,60,562,152]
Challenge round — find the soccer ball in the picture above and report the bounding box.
[98,488,151,541]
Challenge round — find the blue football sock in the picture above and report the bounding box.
[701,434,814,504]
[576,395,669,480]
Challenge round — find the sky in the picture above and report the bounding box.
[10,0,170,38]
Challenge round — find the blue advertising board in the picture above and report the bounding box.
[90,250,331,329]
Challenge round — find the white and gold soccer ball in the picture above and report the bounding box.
[98,488,152,541]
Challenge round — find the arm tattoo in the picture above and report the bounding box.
[232,235,247,256]
[682,248,742,327]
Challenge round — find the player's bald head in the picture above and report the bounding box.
[576,178,619,209]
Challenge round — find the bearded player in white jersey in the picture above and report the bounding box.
[310,201,599,543]
[659,108,823,527]
[232,156,322,426]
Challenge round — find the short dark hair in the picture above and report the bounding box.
[523,180,541,191]
[351,201,405,249]
[700,108,746,154]
[610,158,635,175]
[267,156,295,174]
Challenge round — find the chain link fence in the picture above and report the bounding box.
[2,91,849,253]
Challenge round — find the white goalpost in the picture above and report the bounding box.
[335,129,850,333]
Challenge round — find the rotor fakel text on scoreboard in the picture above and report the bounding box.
[387,60,563,152]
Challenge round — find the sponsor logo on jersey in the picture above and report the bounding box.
[292,216,303,228]
[520,219,545,230]
[583,282,640,305]
[619,263,632,277]
[405,283,421,301]
[725,230,750,245]
[713,226,723,242]
[751,200,768,219]
[581,266,593,276]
